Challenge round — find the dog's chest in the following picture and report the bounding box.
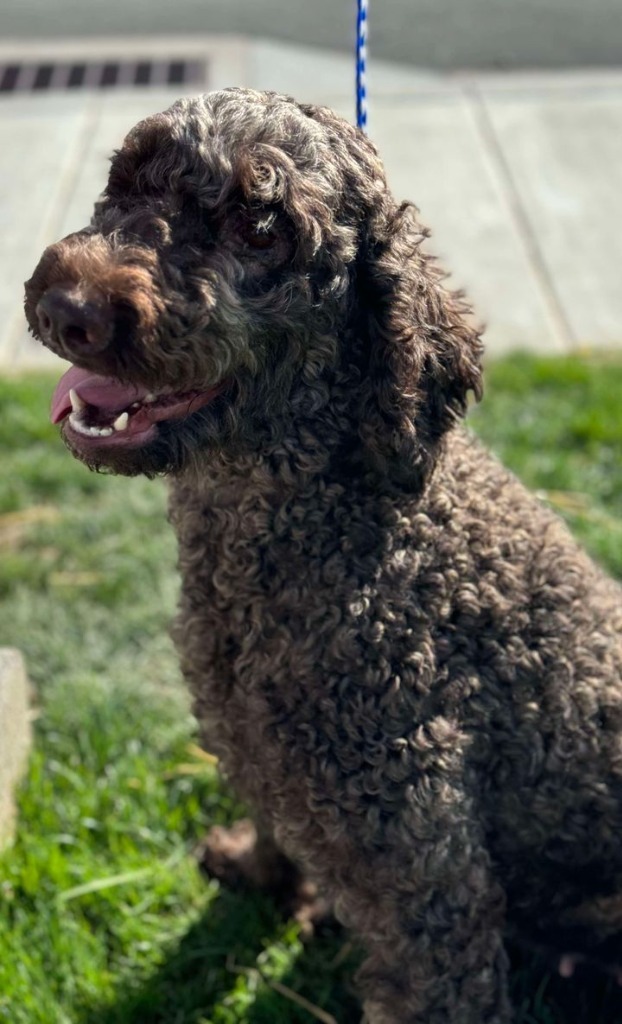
[172,475,429,692]
[168,471,482,826]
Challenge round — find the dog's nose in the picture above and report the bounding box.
[36,286,113,357]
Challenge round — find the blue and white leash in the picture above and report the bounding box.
[356,0,369,132]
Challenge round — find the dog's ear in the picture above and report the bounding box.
[297,103,483,492]
[354,197,484,493]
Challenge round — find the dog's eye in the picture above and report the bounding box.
[240,214,278,251]
[246,228,277,250]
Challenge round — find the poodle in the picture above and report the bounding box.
[25,89,622,1023]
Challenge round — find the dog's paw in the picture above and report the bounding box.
[287,877,334,939]
[197,818,265,888]
[196,818,333,937]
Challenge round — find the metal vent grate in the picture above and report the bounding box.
[0,58,206,94]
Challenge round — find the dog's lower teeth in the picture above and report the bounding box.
[68,412,114,438]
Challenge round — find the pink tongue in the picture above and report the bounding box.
[51,366,151,424]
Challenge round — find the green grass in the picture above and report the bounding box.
[1,354,622,1023]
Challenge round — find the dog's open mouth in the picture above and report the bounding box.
[51,365,224,449]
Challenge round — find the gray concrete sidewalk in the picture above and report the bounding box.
[1,35,622,373]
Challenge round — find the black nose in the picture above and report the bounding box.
[35,287,113,357]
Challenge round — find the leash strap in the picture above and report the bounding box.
[356,0,369,131]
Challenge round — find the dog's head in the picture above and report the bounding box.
[25,88,482,487]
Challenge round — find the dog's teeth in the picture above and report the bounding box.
[113,412,129,431]
[143,393,157,404]
[68,411,89,436]
[68,412,114,438]
[129,402,141,411]
[69,388,86,412]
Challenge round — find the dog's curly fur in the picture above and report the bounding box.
[25,89,622,1022]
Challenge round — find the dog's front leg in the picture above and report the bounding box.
[339,843,512,1024]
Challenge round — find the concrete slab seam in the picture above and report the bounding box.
[464,83,576,353]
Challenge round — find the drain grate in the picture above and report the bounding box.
[0,58,206,94]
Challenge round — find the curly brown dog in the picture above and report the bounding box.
[25,89,622,1022]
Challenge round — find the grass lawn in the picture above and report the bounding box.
[1,354,622,1023]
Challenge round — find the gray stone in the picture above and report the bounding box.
[0,649,32,847]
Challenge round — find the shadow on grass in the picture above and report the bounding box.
[85,909,622,1024]
[83,886,361,1024]
[79,876,622,1024]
